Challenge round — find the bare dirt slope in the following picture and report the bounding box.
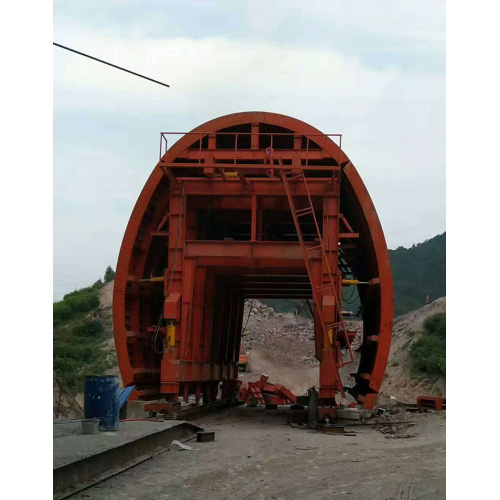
[380,297,446,403]
[53,377,83,419]
[99,281,121,381]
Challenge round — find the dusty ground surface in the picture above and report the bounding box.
[72,406,445,500]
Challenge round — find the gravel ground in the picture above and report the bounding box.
[72,406,445,500]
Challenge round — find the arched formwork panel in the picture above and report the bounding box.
[113,111,393,409]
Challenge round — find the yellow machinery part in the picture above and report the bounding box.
[342,279,359,286]
[149,276,165,282]
[167,324,176,346]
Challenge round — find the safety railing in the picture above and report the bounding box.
[159,131,342,162]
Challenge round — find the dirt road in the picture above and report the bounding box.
[73,407,445,500]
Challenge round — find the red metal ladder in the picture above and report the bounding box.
[278,164,354,382]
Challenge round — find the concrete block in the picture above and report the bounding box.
[125,401,146,419]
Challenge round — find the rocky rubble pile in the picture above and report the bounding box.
[241,300,316,367]
[359,401,417,439]
[242,300,364,369]
[266,323,314,342]
[245,301,283,320]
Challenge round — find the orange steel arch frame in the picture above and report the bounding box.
[113,111,393,409]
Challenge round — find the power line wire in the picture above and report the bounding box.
[53,42,170,88]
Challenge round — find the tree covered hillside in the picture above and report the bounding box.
[390,232,446,316]
[53,267,116,393]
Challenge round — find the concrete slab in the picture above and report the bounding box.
[53,419,201,496]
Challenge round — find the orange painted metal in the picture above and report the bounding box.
[239,375,297,406]
[417,396,446,411]
[113,112,393,410]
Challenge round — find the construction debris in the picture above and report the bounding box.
[336,408,360,421]
[318,424,345,435]
[384,433,417,440]
[417,396,446,411]
[169,440,198,451]
[196,431,215,442]
[239,374,297,406]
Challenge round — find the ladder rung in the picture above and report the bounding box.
[315,283,333,292]
[296,207,313,214]
[286,170,302,177]
[295,208,313,217]
[326,322,342,329]
[306,244,323,253]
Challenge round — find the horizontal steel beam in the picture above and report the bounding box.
[185,241,314,260]
[195,257,309,268]
[243,289,312,293]
[239,282,311,288]
[183,149,330,161]
[243,293,312,300]
[159,162,340,171]
[176,179,338,196]
[189,197,323,210]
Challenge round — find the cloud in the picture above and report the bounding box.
[53,2,445,299]
[53,1,445,59]
[54,36,402,112]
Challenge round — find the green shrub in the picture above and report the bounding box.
[410,312,446,377]
[54,340,95,363]
[53,335,111,393]
[53,301,73,321]
[73,318,104,338]
[423,313,446,339]
[91,279,104,290]
[53,271,115,394]
[53,287,100,323]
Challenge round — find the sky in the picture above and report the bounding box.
[53,0,445,301]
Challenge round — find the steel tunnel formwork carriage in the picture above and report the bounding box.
[113,111,393,410]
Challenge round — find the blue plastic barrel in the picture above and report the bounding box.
[84,376,120,431]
